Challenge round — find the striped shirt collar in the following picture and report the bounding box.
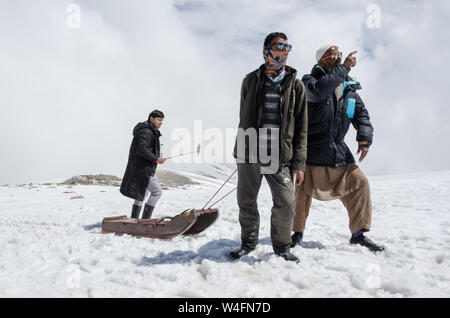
[266,69,286,83]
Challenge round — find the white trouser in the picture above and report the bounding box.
[134,175,162,207]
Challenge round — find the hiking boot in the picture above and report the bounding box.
[131,204,141,219]
[229,248,252,260]
[290,232,303,247]
[142,204,155,219]
[350,235,385,252]
[276,251,300,263]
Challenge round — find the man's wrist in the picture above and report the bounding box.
[358,141,370,147]
[291,163,306,172]
[342,63,351,71]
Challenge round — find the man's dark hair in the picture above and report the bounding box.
[264,32,288,49]
[149,109,165,120]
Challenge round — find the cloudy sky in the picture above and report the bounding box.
[0,0,449,184]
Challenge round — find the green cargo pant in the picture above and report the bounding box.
[237,163,295,254]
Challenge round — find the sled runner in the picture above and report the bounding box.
[182,208,219,236]
[101,209,197,239]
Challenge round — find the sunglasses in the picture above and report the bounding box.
[269,42,292,52]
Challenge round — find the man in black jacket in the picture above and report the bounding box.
[120,110,166,219]
[291,45,384,252]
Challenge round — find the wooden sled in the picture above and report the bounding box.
[101,208,219,239]
[101,209,197,239]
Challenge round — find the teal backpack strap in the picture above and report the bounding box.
[340,81,358,99]
[347,98,356,119]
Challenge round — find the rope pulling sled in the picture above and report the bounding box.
[101,168,237,239]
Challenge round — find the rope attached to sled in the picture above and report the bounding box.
[207,187,237,209]
[201,168,238,210]
[156,216,173,223]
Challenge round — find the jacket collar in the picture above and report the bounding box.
[147,120,162,137]
[257,64,297,85]
[311,64,326,77]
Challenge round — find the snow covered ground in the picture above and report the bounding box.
[0,170,449,298]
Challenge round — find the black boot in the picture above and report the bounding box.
[350,235,385,252]
[131,204,141,219]
[229,247,253,260]
[275,251,300,263]
[290,232,303,247]
[142,204,155,219]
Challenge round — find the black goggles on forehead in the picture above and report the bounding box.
[267,42,292,52]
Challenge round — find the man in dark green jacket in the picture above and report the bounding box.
[230,32,308,263]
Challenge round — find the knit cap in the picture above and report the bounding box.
[315,44,334,62]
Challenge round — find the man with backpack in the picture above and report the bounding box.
[291,45,384,252]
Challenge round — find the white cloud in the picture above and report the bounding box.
[0,0,449,183]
